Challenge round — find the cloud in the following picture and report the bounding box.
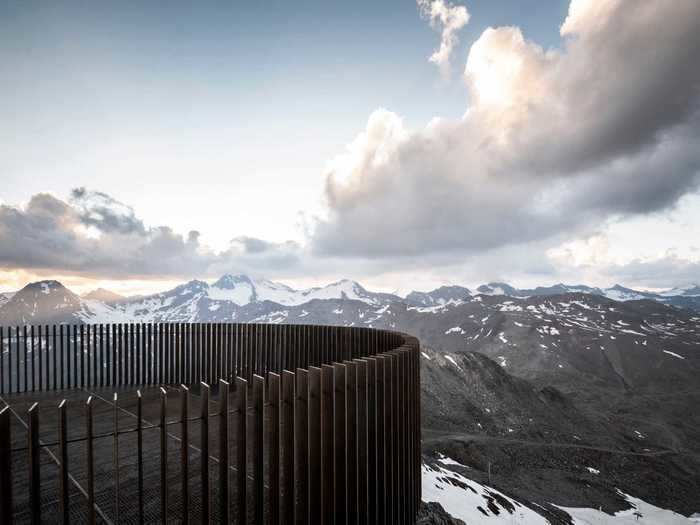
[417,0,470,76]
[70,187,146,235]
[602,254,700,288]
[314,0,700,259]
[0,191,301,280]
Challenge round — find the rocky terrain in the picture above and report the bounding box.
[1,274,699,522]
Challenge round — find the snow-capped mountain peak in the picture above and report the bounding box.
[82,288,125,303]
[205,275,393,307]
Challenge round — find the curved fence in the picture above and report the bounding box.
[0,323,421,524]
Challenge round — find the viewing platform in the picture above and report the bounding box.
[0,323,421,524]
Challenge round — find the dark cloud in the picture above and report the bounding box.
[70,187,146,235]
[603,254,700,289]
[313,0,700,258]
[0,190,301,279]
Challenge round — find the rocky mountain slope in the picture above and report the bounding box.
[477,281,700,312]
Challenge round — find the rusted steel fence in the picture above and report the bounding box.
[0,323,421,524]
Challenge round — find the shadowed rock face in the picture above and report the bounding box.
[417,502,466,525]
[0,280,84,325]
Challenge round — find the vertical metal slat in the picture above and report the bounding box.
[58,400,69,524]
[218,379,230,524]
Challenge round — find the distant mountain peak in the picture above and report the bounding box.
[82,288,126,303]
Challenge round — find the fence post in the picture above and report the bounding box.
[375,356,386,524]
[334,363,347,525]
[200,382,210,525]
[354,359,369,525]
[345,361,358,525]
[234,376,248,523]
[5,327,11,394]
[294,369,309,525]
[281,370,295,523]
[136,390,144,525]
[30,325,36,392]
[387,354,397,525]
[321,364,335,525]
[111,324,117,386]
[181,385,190,524]
[86,397,95,525]
[58,400,69,524]
[218,379,230,524]
[28,402,40,524]
[34,325,40,392]
[130,323,135,385]
[114,393,120,523]
[252,374,265,525]
[99,324,104,388]
[23,326,28,393]
[268,373,281,525]
[363,357,377,524]
[0,406,12,525]
[92,324,98,388]
[160,387,168,523]
[80,324,85,388]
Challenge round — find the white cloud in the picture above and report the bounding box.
[417,0,470,76]
[314,0,700,262]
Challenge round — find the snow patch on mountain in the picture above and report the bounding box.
[422,460,550,524]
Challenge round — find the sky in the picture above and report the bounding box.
[1,0,700,296]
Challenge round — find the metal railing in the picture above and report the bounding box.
[0,323,421,524]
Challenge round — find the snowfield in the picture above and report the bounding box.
[422,460,550,524]
[559,492,700,524]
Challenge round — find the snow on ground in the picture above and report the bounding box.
[558,491,700,524]
[444,355,463,371]
[663,350,686,360]
[423,457,700,525]
[422,461,550,524]
[77,300,131,324]
[207,281,254,304]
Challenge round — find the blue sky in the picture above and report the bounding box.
[1,0,699,295]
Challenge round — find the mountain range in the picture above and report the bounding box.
[0,274,699,522]
[1,274,699,326]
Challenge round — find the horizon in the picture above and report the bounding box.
[2,0,700,298]
[2,271,697,299]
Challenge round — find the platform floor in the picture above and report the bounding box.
[1,384,255,524]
